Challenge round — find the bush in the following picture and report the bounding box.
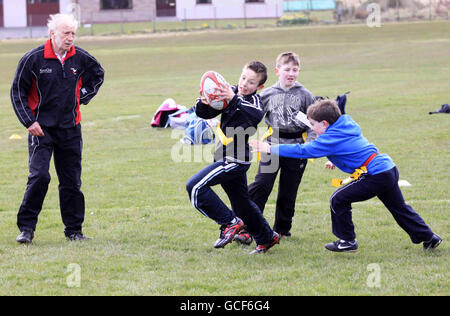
[279,13,311,25]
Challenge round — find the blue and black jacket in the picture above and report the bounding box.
[271,115,396,175]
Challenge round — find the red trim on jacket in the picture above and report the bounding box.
[75,77,83,124]
[28,78,39,115]
[44,39,76,63]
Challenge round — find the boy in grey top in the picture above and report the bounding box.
[236,52,315,243]
[262,80,316,144]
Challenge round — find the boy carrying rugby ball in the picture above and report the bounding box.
[186,61,280,254]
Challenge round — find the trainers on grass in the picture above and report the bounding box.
[423,234,442,250]
[324,239,358,253]
[250,232,280,254]
[213,217,244,249]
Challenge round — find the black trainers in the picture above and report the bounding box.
[16,230,34,244]
[325,239,358,253]
[66,232,91,241]
[250,232,280,254]
[423,234,442,250]
[214,217,244,248]
[233,229,253,245]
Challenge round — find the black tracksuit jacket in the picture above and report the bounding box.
[196,85,264,164]
[11,39,104,129]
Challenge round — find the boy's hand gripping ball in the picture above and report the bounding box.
[200,71,229,111]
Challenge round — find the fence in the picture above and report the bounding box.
[0,1,449,39]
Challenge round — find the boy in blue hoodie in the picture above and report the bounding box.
[250,99,442,252]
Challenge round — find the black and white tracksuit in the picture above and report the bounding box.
[11,39,104,235]
[186,86,275,245]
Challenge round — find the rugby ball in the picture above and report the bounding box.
[200,71,229,110]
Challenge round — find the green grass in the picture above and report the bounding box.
[75,13,337,37]
[0,21,449,296]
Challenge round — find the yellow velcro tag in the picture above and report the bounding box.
[331,167,368,187]
[257,127,274,161]
[217,123,234,146]
[302,131,315,163]
[331,178,343,187]
[263,127,274,140]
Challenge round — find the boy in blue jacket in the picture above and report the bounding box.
[250,99,442,252]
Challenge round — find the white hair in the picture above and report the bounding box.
[47,14,79,36]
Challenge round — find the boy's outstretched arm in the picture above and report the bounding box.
[251,136,336,160]
[195,97,222,119]
[249,139,271,154]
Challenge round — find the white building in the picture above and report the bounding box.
[77,0,283,24]
[0,0,284,28]
[176,0,283,20]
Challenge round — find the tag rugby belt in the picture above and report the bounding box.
[332,152,379,187]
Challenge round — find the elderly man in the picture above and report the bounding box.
[11,14,104,243]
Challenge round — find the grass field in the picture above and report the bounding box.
[0,21,449,296]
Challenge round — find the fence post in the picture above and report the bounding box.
[184,8,187,31]
[90,12,94,36]
[243,4,247,28]
[396,0,400,21]
[429,0,433,21]
[214,6,217,29]
[120,10,124,34]
[29,15,33,39]
[275,0,279,26]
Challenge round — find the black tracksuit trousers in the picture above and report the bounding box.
[249,154,307,235]
[329,166,433,243]
[17,125,85,236]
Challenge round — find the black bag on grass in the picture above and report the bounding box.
[315,91,350,114]
[429,104,450,115]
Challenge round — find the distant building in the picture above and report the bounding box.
[77,0,283,23]
[1,0,284,28]
[1,0,73,27]
[175,0,283,20]
[76,0,156,24]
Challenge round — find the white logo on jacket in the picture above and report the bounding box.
[39,68,52,74]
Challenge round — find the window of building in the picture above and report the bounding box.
[156,0,176,16]
[245,0,265,3]
[196,0,212,4]
[101,0,133,10]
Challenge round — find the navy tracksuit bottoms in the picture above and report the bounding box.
[186,160,274,245]
[17,125,85,236]
[329,166,434,243]
[248,155,307,235]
